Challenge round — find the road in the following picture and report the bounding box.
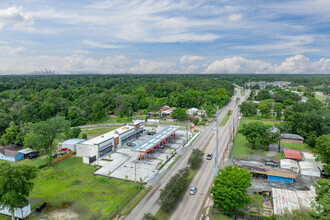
[126,88,247,220]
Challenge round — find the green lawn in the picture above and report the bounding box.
[281,142,312,151]
[220,110,232,126]
[239,117,282,129]
[28,157,140,219]
[81,126,120,138]
[12,155,48,168]
[232,133,269,159]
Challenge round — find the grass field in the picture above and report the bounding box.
[239,117,282,128]
[219,110,232,126]
[28,157,140,219]
[281,142,312,151]
[81,126,121,138]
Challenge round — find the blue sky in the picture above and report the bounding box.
[0,0,329,74]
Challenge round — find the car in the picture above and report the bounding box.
[189,187,197,195]
[52,154,58,158]
[206,153,213,160]
[265,161,279,167]
[127,142,136,147]
[147,132,154,135]
[59,152,66,156]
[60,147,71,152]
[28,152,39,159]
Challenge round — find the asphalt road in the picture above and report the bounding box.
[126,88,246,220]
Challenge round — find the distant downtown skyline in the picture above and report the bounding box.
[0,0,329,74]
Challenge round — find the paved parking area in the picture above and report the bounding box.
[93,126,190,182]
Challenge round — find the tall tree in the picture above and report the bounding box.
[274,103,283,119]
[313,134,330,174]
[171,107,188,121]
[258,103,270,117]
[240,122,269,150]
[210,166,251,219]
[0,162,37,220]
[188,149,204,170]
[24,116,70,164]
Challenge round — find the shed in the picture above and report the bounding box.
[61,139,86,151]
[280,159,299,173]
[301,152,316,162]
[0,144,24,162]
[281,133,304,144]
[267,170,296,184]
[284,149,302,161]
[299,161,320,177]
[187,108,199,115]
[18,148,37,159]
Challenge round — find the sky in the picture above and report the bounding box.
[0,0,329,74]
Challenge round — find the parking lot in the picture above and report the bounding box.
[93,126,190,182]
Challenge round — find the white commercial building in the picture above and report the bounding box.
[76,122,143,159]
[280,159,299,173]
[299,161,320,177]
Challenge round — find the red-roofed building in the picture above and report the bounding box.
[284,149,302,161]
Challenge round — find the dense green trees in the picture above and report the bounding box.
[313,134,330,174]
[210,166,251,219]
[188,149,204,170]
[312,179,330,220]
[171,107,188,121]
[0,163,37,220]
[159,167,190,213]
[240,102,257,117]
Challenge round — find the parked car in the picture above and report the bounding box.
[28,152,39,159]
[60,148,71,152]
[189,187,197,195]
[265,161,279,167]
[127,142,136,147]
[52,154,58,158]
[147,132,154,135]
[206,153,213,160]
[59,152,66,156]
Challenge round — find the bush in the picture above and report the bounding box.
[188,149,204,170]
[38,164,47,169]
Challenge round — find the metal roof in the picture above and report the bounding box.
[281,133,304,140]
[131,126,180,153]
[18,148,36,154]
[284,149,302,160]
[62,139,86,145]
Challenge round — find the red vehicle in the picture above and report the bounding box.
[60,148,71,152]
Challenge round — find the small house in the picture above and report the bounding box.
[61,139,86,151]
[281,133,304,144]
[18,148,37,159]
[301,152,317,163]
[161,107,176,117]
[280,159,299,173]
[299,161,320,177]
[284,149,302,161]
[187,108,199,115]
[0,144,24,162]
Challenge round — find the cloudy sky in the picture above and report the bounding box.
[0,0,329,74]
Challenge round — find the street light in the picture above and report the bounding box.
[215,105,219,174]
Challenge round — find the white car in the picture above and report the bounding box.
[189,187,197,195]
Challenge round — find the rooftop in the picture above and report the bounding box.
[298,161,319,171]
[82,125,136,145]
[62,139,86,145]
[18,148,36,155]
[280,159,299,168]
[281,133,304,140]
[272,188,315,215]
[284,149,302,160]
[132,125,180,153]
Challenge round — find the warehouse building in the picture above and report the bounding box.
[76,122,143,159]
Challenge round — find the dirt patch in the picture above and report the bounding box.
[48,208,80,220]
[72,180,82,185]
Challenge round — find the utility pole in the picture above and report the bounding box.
[135,161,137,182]
[215,105,219,174]
[186,120,189,143]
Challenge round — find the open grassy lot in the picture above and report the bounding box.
[239,117,282,128]
[232,133,269,159]
[219,110,232,126]
[281,142,312,151]
[12,155,48,168]
[81,126,120,138]
[28,157,140,219]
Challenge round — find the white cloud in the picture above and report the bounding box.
[83,39,127,49]
[228,13,242,22]
[8,47,25,56]
[129,60,175,74]
[203,55,330,74]
[180,55,204,64]
[0,6,33,29]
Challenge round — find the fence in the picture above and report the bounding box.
[51,151,73,164]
